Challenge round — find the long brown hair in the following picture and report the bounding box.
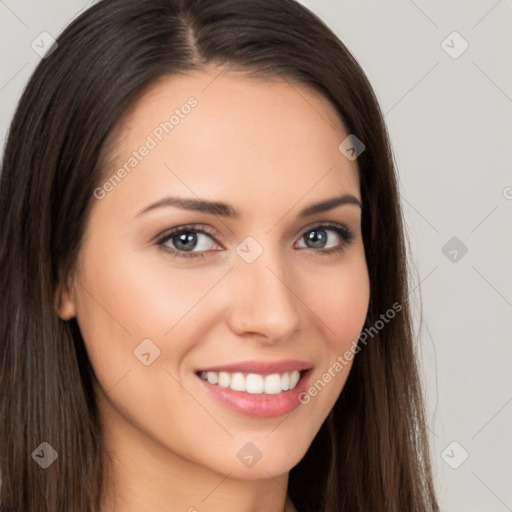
[0,0,439,510]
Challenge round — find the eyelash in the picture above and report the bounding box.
[156,222,355,260]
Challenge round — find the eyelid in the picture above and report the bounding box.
[156,223,222,244]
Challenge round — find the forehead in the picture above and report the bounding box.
[96,70,360,220]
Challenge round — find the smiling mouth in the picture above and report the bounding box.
[197,370,304,395]
[195,363,313,418]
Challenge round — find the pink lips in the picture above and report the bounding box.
[195,359,313,418]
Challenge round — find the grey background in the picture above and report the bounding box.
[1,1,511,510]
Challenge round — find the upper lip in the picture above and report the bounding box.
[196,359,313,375]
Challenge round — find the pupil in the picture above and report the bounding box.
[174,232,197,251]
[306,229,326,249]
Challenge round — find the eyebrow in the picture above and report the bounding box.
[134,193,362,219]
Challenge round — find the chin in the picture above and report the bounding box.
[224,435,313,481]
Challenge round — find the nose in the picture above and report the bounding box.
[225,245,300,343]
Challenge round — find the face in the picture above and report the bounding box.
[58,69,370,481]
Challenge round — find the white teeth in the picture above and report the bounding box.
[246,374,264,394]
[290,370,300,389]
[230,372,245,392]
[199,370,303,394]
[218,371,230,388]
[281,372,290,391]
[207,372,218,385]
[264,373,282,395]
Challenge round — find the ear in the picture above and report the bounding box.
[55,277,77,321]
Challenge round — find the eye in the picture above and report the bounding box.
[157,224,221,259]
[295,223,354,255]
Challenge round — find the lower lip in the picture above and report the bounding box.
[196,371,312,418]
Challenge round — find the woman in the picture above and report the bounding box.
[0,0,439,511]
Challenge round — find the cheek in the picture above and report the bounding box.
[72,250,217,442]
[74,247,219,355]
[309,252,370,351]
[297,253,369,409]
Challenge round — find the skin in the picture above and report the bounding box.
[57,68,370,512]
